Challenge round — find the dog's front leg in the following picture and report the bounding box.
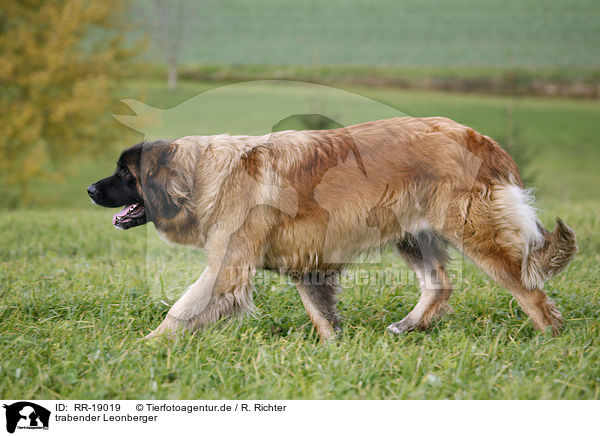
[145,262,255,339]
[145,265,217,339]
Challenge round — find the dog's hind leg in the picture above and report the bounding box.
[451,234,564,335]
[449,239,564,334]
[436,185,572,335]
[294,271,342,342]
[387,231,453,334]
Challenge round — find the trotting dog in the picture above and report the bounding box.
[87,116,577,340]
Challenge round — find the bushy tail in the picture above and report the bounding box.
[523,218,578,289]
[542,218,578,277]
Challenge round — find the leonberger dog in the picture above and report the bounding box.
[87,117,577,340]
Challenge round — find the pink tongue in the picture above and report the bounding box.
[113,204,135,225]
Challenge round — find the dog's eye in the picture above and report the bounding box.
[120,167,131,177]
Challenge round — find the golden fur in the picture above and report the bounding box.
[139,116,577,340]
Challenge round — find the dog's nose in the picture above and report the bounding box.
[87,185,97,198]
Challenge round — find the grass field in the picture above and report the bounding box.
[136,0,600,70]
[1,80,599,399]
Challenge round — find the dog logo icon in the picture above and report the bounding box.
[2,402,50,433]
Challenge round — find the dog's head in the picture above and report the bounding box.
[87,140,192,229]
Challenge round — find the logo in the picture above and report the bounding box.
[2,402,50,434]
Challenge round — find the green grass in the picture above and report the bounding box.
[135,0,600,70]
[2,80,599,399]
[1,205,598,399]
[130,1,600,97]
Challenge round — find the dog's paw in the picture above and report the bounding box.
[386,319,416,335]
[144,314,188,340]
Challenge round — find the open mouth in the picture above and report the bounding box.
[113,203,147,229]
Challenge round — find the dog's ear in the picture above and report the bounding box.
[142,142,192,220]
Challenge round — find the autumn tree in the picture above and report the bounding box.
[0,0,138,207]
